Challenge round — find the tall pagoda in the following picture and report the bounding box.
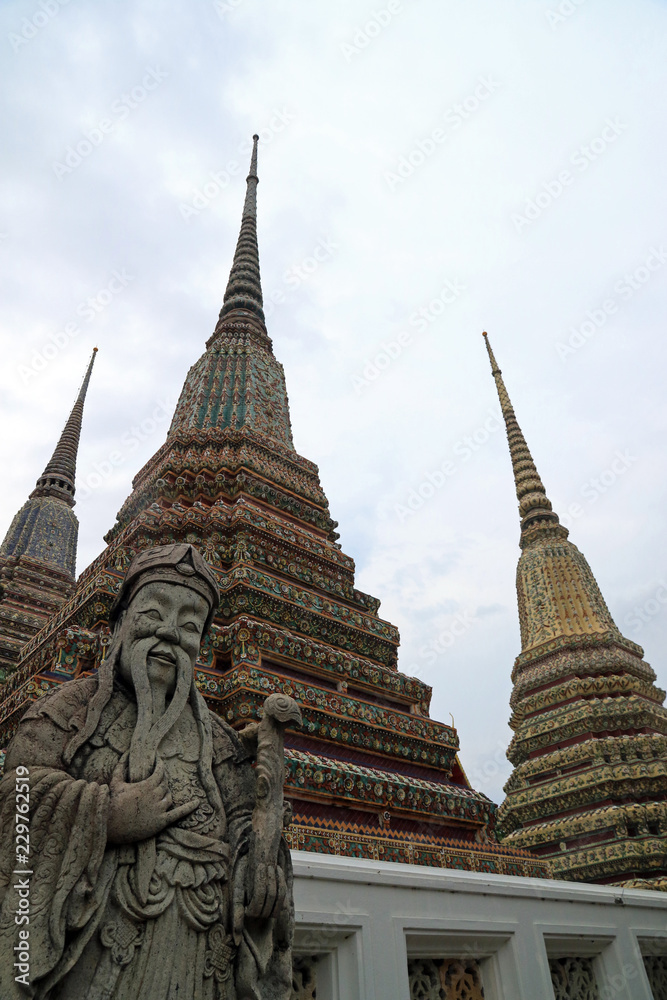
[0,143,547,878]
[0,349,97,680]
[483,332,667,888]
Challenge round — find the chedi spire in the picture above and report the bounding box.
[484,333,667,889]
[0,349,97,679]
[483,332,621,650]
[482,332,560,538]
[30,347,97,507]
[218,134,265,324]
[140,135,295,462]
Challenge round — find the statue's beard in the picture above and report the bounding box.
[125,637,194,783]
[62,624,226,831]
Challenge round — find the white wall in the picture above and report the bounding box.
[292,852,667,1000]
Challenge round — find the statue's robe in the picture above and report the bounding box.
[0,676,293,999]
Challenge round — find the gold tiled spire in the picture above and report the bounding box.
[482,332,560,537]
[484,333,667,888]
[483,332,622,653]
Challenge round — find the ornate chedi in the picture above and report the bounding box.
[484,332,667,888]
[0,141,548,879]
[0,349,97,681]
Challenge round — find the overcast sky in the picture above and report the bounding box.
[2,0,666,804]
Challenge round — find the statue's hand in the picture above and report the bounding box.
[107,757,198,844]
[246,862,287,920]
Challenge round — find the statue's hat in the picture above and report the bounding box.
[109,543,220,634]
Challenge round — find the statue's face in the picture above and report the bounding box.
[116,581,209,697]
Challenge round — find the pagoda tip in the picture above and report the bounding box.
[247,135,259,181]
[218,133,264,324]
[482,331,488,337]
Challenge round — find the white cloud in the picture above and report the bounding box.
[1,0,666,806]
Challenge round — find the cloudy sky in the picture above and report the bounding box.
[2,0,666,804]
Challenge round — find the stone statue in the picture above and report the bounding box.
[0,543,302,999]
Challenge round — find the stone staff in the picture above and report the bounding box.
[245,693,302,920]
